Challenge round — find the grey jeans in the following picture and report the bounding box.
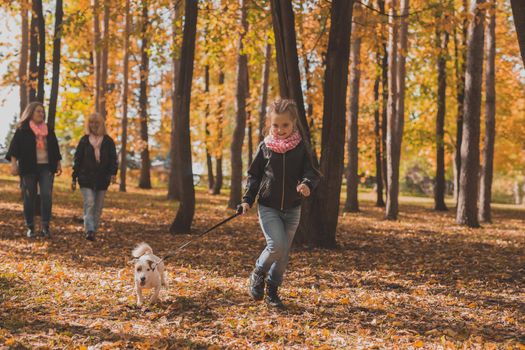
[20,164,54,228]
[255,204,301,286]
[80,188,106,232]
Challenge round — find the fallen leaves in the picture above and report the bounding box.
[0,174,524,349]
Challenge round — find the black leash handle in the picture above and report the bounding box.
[154,205,243,267]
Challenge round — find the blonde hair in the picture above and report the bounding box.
[85,112,106,136]
[266,98,321,176]
[267,98,300,129]
[18,101,45,128]
[265,98,300,135]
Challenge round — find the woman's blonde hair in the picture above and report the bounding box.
[85,112,106,136]
[18,101,45,128]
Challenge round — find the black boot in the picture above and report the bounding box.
[248,267,266,301]
[265,282,284,309]
[26,225,36,238]
[85,231,95,241]
[41,224,51,238]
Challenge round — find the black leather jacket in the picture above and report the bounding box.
[242,140,320,211]
[72,135,118,191]
[6,124,62,176]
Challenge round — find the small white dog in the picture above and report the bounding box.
[131,242,167,306]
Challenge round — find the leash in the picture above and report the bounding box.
[152,206,243,269]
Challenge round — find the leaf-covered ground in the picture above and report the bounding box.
[0,172,524,349]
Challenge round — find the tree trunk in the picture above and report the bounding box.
[36,0,45,103]
[19,0,29,115]
[395,0,408,213]
[29,0,37,102]
[120,0,131,193]
[168,0,182,200]
[248,116,253,165]
[48,0,63,131]
[138,0,152,189]
[259,41,271,143]
[228,0,249,209]
[212,71,225,195]
[93,0,101,110]
[214,158,223,194]
[345,8,361,213]
[270,0,319,245]
[269,0,309,138]
[513,181,521,205]
[169,0,198,234]
[385,0,399,220]
[29,0,44,103]
[435,17,449,211]
[456,0,486,228]
[303,0,354,248]
[479,0,496,223]
[246,59,252,166]
[99,0,110,118]
[204,64,215,192]
[453,0,468,203]
[521,182,525,205]
[302,37,316,151]
[374,51,385,207]
[378,0,389,198]
[510,0,525,67]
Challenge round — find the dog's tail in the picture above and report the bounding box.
[132,242,153,258]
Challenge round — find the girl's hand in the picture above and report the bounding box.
[56,162,62,176]
[240,202,250,215]
[297,183,310,197]
[10,163,19,176]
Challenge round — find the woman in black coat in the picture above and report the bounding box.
[72,113,118,241]
[6,101,62,238]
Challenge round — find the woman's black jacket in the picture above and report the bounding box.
[72,135,118,191]
[5,124,62,175]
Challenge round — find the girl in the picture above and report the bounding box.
[6,102,62,238]
[240,98,320,308]
[72,113,118,241]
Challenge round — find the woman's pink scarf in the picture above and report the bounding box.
[264,129,302,153]
[29,120,48,150]
[89,135,104,163]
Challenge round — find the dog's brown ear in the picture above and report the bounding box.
[147,259,155,270]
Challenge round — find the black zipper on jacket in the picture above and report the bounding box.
[281,152,285,210]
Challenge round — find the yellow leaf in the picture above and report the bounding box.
[289,291,298,297]
[340,297,350,305]
[467,302,477,308]
[516,343,525,350]
[122,323,133,333]
[5,338,16,346]
[207,346,221,350]
[414,340,424,348]
[91,321,103,330]
[160,328,170,337]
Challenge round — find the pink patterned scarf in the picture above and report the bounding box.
[264,129,302,153]
[29,120,48,150]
